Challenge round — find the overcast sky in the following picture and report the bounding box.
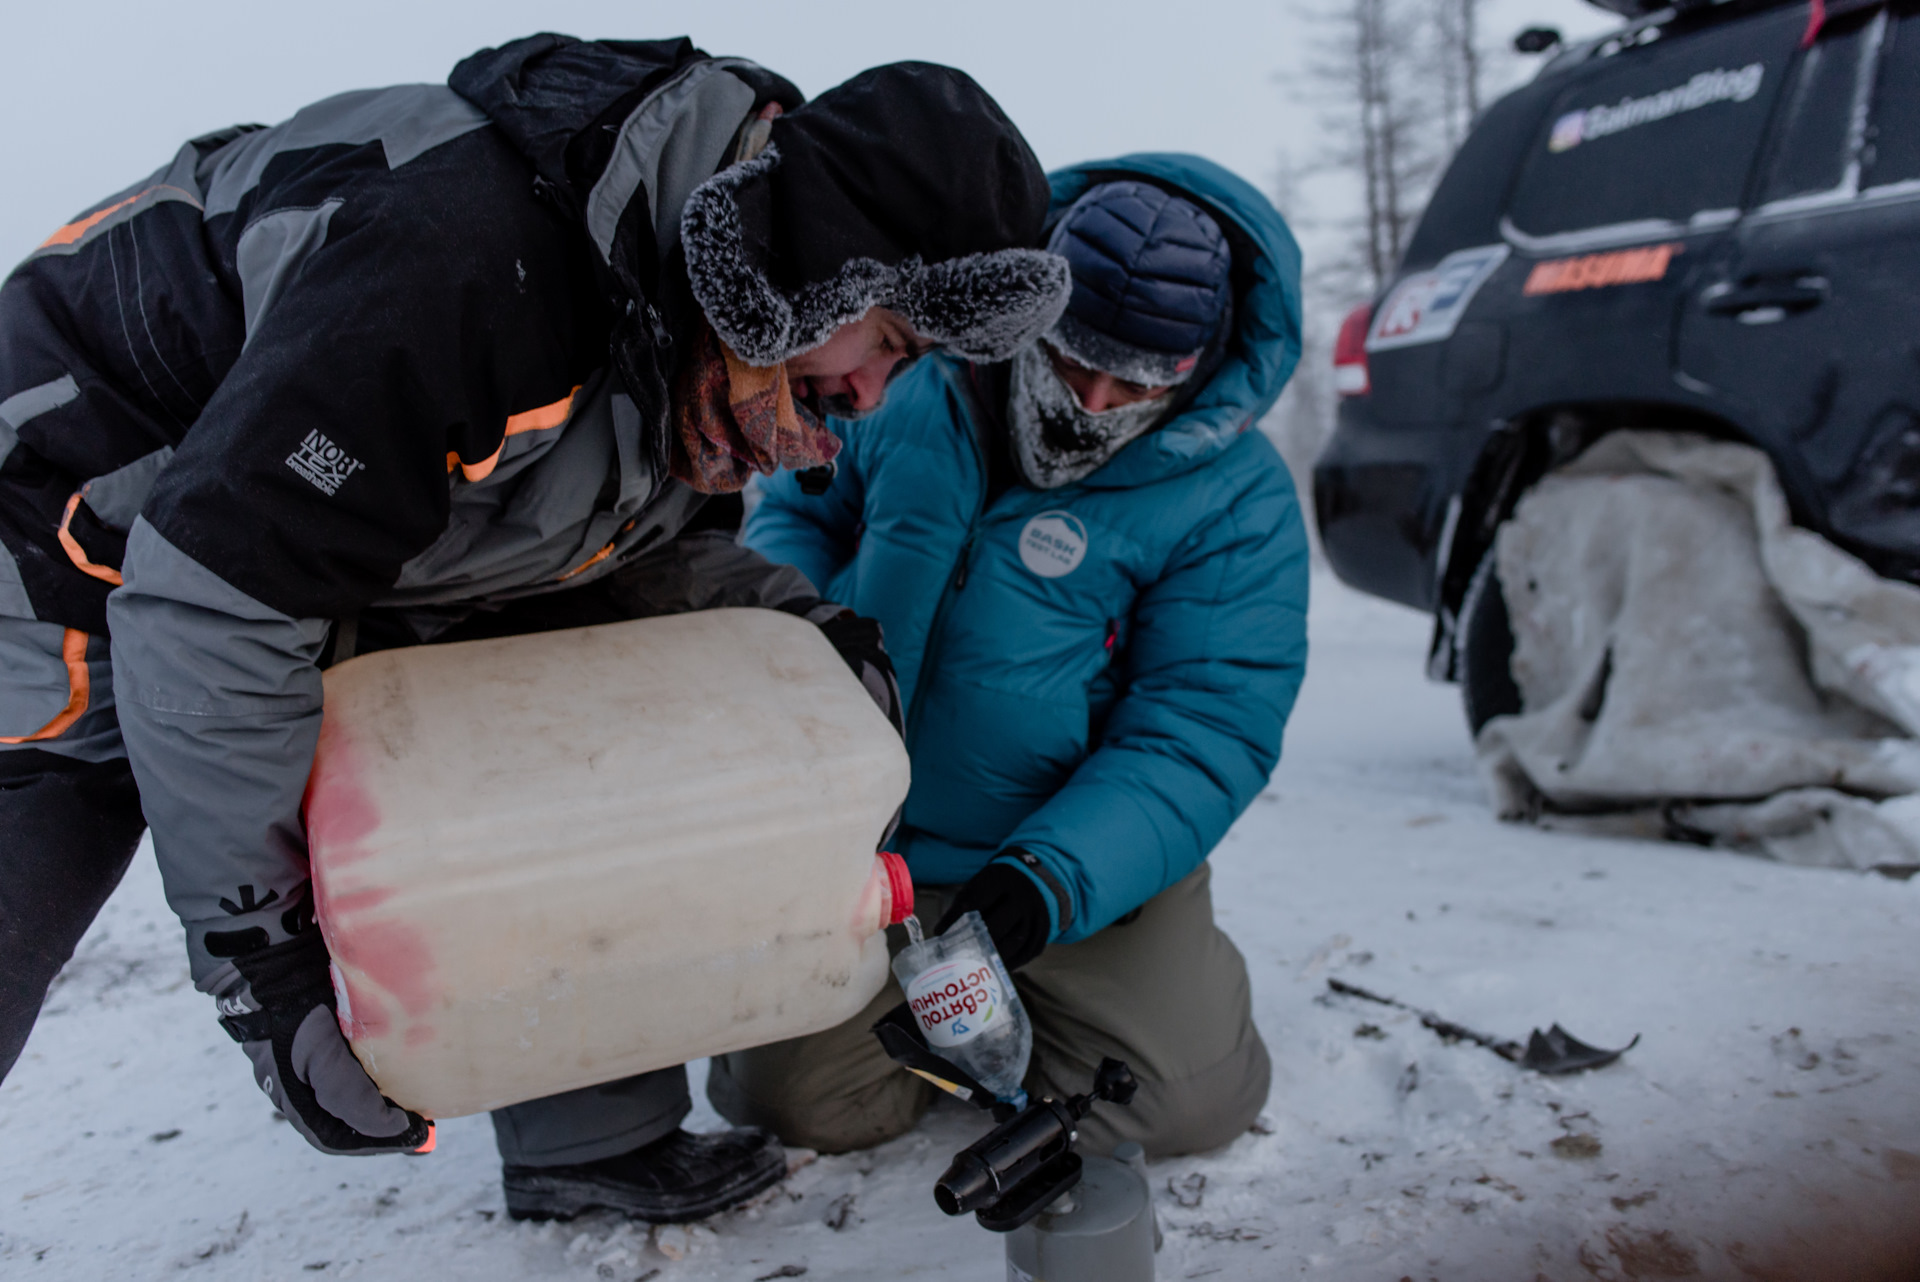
[0,0,1617,271]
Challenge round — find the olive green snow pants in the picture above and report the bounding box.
[708,862,1269,1158]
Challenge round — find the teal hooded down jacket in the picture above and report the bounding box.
[745,154,1309,944]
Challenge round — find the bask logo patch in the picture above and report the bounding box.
[286,430,364,496]
[1019,511,1088,579]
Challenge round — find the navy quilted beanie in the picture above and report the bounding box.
[1046,181,1232,385]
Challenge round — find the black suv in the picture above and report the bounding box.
[1314,0,1920,722]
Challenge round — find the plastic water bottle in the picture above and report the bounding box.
[892,911,1032,1105]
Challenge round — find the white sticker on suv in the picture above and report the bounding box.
[1549,64,1765,153]
[1366,244,1511,353]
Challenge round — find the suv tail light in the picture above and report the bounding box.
[1333,303,1373,396]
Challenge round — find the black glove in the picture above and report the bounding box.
[212,931,430,1156]
[809,605,904,737]
[935,855,1055,971]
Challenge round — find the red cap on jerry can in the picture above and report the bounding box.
[878,851,915,925]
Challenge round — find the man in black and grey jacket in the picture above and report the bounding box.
[0,33,1067,1222]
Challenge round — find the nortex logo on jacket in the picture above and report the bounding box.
[286,431,365,496]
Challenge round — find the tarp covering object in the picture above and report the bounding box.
[1479,431,1920,873]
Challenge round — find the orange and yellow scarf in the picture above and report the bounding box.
[670,321,841,494]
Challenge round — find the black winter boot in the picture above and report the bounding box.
[502,1126,785,1223]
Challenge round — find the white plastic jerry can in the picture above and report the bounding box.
[304,607,913,1119]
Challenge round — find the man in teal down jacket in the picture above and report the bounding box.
[712,154,1309,1156]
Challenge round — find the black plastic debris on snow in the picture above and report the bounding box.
[1522,1023,1641,1074]
[1326,978,1638,1074]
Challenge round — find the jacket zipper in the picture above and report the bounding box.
[952,535,976,591]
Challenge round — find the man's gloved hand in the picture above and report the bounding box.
[802,603,904,737]
[212,930,430,1156]
[934,856,1054,971]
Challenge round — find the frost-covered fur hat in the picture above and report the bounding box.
[1045,181,1232,387]
[680,62,1069,366]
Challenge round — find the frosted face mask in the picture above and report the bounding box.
[1006,343,1169,490]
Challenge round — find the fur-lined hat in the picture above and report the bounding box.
[680,62,1069,366]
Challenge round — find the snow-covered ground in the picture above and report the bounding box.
[5,573,1918,1281]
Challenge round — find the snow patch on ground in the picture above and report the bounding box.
[5,573,1918,1279]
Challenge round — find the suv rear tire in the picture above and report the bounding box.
[1460,549,1522,735]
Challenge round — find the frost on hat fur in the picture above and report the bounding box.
[1048,311,1202,388]
[681,145,1070,366]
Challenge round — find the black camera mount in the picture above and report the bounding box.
[871,1001,1138,1232]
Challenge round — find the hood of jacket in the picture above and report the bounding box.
[451,35,801,301]
[454,38,1069,370]
[1037,154,1303,490]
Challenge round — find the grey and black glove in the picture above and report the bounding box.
[791,602,904,737]
[211,930,430,1156]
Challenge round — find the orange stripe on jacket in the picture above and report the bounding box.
[448,387,581,482]
[58,493,124,586]
[555,517,636,584]
[39,185,201,250]
[0,629,91,744]
[556,542,615,582]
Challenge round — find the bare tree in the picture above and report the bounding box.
[1259,151,1340,559]
[1458,0,1483,119]
[1265,0,1515,524]
[1434,0,1486,149]
[1288,0,1511,295]
[1298,0,1446,296]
